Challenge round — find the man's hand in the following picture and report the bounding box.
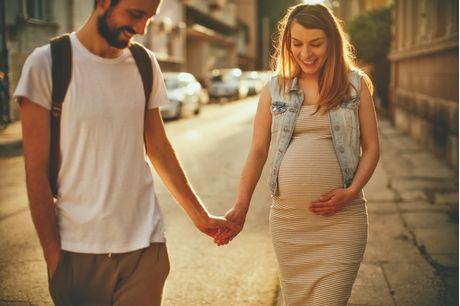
[214,206,247,246]
[309,188,358,216]
[195,214,242,239]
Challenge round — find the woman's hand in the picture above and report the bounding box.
[309,188,358,216]
[214,206,247,246]
[195,214,242,239]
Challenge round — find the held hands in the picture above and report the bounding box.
[195,214,242,241]
[214,206,247,246]
[309,188,358,216]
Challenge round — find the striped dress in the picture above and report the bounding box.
[270,105,368,306]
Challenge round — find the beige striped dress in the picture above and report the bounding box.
[270,105,368,306]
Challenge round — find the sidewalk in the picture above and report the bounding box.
[277,117,458,306]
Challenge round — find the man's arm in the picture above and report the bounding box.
[144,108,240,237]
[19,97,61,275]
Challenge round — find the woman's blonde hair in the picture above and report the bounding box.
[272,3,373,113]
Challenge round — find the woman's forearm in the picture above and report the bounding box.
[234,148,269,211]
[233,83,272,213]
[348,146,380,196]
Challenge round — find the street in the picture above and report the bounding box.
[0,0,458,305]
[0,96,458,305]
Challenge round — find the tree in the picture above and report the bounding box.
[257,0,298,69]
[348,7,392,108]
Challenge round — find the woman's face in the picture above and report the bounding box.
[289,22,328,76]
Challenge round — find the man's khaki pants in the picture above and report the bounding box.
[48,243,170,306]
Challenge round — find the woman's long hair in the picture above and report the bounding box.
[272,4,373,113]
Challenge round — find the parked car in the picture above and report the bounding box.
[160,72,203,120]
[207,68,249,102]
[241,71,264,95]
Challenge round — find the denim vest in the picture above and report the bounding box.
[268,70,363,196]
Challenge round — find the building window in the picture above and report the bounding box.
[446,0,459,35]
[145,18,184,62]
[25,0,47,21]
[237,22,249,55]
[418,0,429,43]
[433,0,447,38]
[402,0,411,49]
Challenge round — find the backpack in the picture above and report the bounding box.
[49,34,153,197]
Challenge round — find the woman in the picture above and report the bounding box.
[216,3,380,306]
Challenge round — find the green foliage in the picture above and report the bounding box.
[348,6,392,105]
[348,7,392,64]
[265,0,299,44]
[257,0,299,68]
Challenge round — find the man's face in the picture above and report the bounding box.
[97,0,161,49]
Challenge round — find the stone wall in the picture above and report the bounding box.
[394,88,458,168]
[389,0,458,169]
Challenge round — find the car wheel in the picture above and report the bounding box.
[174,103,182,119]
[194,104,201,115]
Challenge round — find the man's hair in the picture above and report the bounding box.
[94,0,120,9]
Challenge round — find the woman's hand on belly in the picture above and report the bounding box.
[309,188,358,216]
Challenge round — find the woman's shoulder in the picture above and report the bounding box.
[268,75,295,96]
[268,75,283,98]
[349,68,373,96]
[348,68,365,82]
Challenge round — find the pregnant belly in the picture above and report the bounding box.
[275,137,344,208]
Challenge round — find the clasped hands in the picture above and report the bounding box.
[209,187,358,246]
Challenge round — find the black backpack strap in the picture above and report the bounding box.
[128,42,153,113]
[49,34,72,198]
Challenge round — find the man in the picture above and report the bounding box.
[14,0,239,304]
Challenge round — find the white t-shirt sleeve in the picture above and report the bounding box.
[13,45,52,110]
[147,51,169,110]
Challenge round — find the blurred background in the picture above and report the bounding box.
[0,0,458,168]
[0,1,458,305]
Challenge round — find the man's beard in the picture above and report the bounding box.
[97,9,136,49]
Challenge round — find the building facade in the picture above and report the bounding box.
[143,0,258,77]
[235,0,258,70]
[2,0,258,122]
[184,0,238,83]
[137,0,186,72]
[3,0,93,121]
[332,0,391,22]
[388,0,459,168]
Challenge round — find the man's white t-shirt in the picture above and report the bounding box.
[14,32,169,253]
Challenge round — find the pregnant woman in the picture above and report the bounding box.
[216,3,380,306]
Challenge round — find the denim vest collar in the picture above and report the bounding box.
[289,77,300,92]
